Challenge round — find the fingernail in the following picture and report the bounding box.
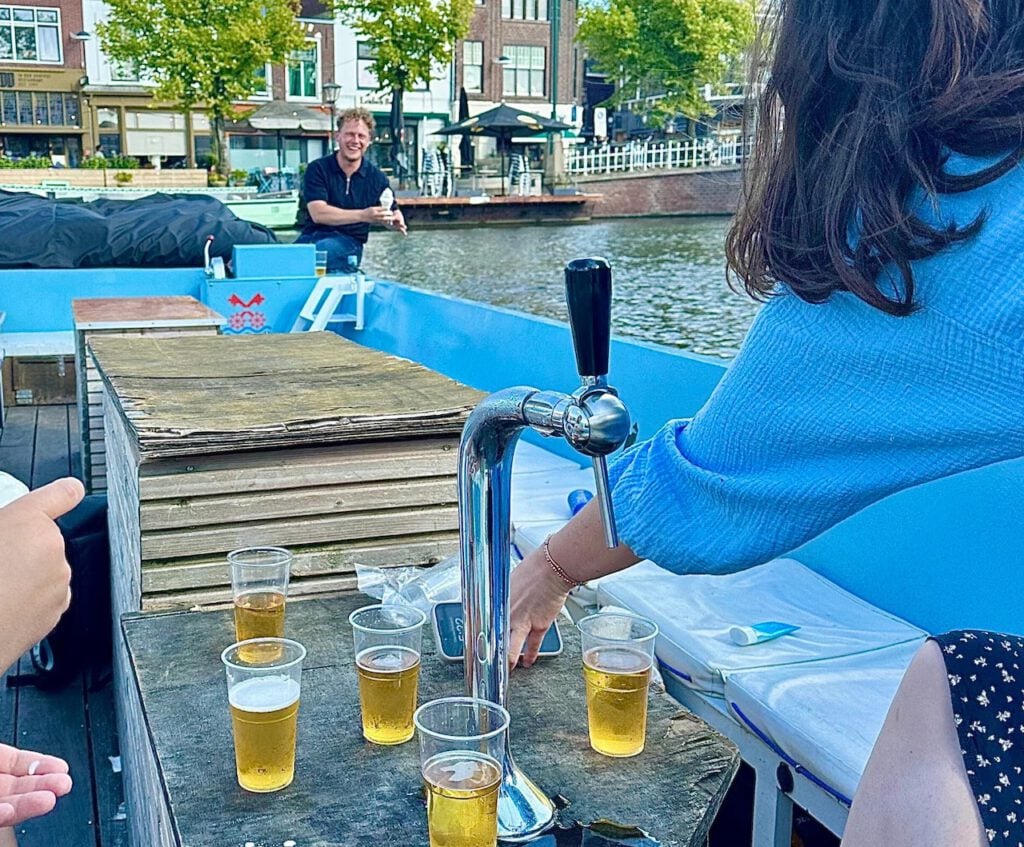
[27,760,40,775]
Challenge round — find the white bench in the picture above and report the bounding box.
[509,441,924,847]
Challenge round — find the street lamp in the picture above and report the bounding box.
[322,82,342,149]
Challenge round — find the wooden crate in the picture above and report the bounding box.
[73,296,224,493]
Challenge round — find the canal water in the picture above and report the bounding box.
[288,216,760,359]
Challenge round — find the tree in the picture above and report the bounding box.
[578,0,755,126]
[332,0,475,178]
[97,0,307,174]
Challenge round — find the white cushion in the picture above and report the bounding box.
[723,640,923,803]
[596,557,925,696]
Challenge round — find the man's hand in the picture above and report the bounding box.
[0,477,84,673]
[363,206,396,226]
[0,744,72,827]
[387,208,408,235]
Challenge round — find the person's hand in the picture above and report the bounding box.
[508,549,570,671]
[0,477,84,672]
[387,208,408,235]
[363,206,395,226]
[0,743,72,827]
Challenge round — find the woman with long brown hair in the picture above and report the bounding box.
[510,1,1024,844]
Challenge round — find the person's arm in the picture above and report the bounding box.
[385,206,407,235]
[0,744,72,828]
[0,478,84,673]
[509,499,639,667]
[305,200,393,228]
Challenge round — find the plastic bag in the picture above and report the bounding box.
[356,553,462,616]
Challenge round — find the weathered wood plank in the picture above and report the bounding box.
[140,532,459,593]
[90,333,483,459]
[139,504,460,559]
[0,406,36,485]
[140,476,457,529]
[138,439,458,499]
[31,405,71,486]
[86,679,128,847]
[14,675,96,847]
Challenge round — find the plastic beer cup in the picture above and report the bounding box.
[577,612,659,757]
[414,697,509,847]
[349,603,427,745]
[315,250,328,276]
[228,547,292,655]
[222,637,305,792]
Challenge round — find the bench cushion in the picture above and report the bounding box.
[595,558,925,696]
[723,640,923,804]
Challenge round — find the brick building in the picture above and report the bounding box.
[0,0,89,164]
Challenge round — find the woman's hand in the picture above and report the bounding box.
[0,744,72,827]
[509,549,570,670]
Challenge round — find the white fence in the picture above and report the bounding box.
[566,136,750,176]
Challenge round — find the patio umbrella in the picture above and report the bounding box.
[457,87,474,172]
[240,101,331,178]
[435,102,570,195]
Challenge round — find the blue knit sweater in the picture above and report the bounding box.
[607,154,1024,574]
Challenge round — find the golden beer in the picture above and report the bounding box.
[422,751,502,847]
[356,645,421,744]
[315,266,327,277]
[228,675,300,792]
[582,645,652,757]
[234,590,286,644]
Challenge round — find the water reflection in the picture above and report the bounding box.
[287,217,761,359]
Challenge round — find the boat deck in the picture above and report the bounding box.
[0,405,124,847]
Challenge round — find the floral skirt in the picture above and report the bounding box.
[931,630,1024,846]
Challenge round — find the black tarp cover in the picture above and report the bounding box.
[0,190,277,269]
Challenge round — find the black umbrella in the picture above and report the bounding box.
[458,87,474,173]
[390,88,406,183]
[435,102,570,195]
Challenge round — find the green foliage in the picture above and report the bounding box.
[578,0,755,123]
[80,154,140,169]
[113,170,134,184]
[0,155,55,169]
[332,0,474,93]
[0,157,12,169]
[97,0,307,173]
[229,169,250,186]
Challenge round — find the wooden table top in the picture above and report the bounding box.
[123,592,738,847]
[72,296,224,328]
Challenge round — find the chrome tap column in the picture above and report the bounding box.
[457,258,631,841]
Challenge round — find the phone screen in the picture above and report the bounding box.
[432,601,562,661]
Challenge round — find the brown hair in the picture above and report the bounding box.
[337,107,376,135]
[726,0,1024,315]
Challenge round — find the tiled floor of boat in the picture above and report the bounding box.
[0,405,124,847]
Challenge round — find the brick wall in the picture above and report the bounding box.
[577,166,743,217]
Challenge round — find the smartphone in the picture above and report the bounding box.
[432,600,563,663]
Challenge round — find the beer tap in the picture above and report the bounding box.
[457,257,631,841]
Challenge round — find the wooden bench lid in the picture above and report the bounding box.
[72,296,225,329]
[89,333,484,459]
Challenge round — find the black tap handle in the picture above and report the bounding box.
[564,257,612,378]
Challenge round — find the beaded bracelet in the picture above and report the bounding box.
[542,535,587,589]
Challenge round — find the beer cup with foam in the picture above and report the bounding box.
[349,603,427,745]
[414,697,509,847]
[222,637,306,792]
[228,547,292,655]
[577,612,659,757]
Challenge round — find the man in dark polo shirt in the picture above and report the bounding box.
[295,107,406,272]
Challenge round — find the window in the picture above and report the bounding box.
[357,42,377,89]
[503,45,545,97]
[109,60,140,82]
[0,5,62,64]
[501,0,547,20]
[287,41,318,100]
[0,89,78,126]
[463,41,482,93]
[251,63,272,99]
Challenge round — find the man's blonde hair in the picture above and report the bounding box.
[337,107,376,135]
